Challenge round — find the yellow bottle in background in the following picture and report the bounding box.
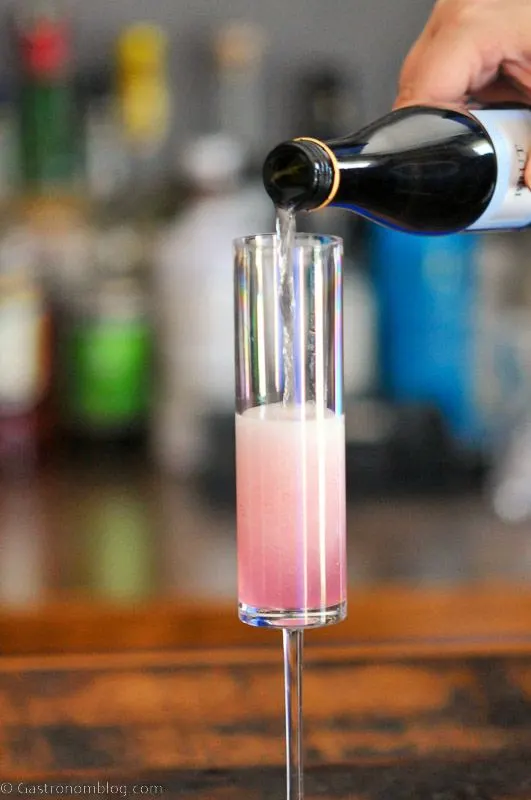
[117,23,171,160]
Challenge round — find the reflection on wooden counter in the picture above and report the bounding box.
[2,458,531,602]
[1,457,531,654]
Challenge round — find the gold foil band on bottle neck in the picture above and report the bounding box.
[294,136,340,210]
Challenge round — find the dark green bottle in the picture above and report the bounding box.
[16,2,78,192]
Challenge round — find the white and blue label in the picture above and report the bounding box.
[469,108,531,231]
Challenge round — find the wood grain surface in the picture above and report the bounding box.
[2,646,531,798]
[2,584,531,655]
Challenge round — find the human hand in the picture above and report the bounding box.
[395,0,531,184]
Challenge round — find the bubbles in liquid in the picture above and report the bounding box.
[275,207,296,405]
[242,401,335,422]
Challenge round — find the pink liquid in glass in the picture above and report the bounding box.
[236,403,346,614]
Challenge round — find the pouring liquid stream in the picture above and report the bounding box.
[275,206,306,799]
[276,207,297,406]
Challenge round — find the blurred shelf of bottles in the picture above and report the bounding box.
[0,4,270,480]
[0,1,529,514]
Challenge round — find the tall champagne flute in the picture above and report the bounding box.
[234,233,346,799]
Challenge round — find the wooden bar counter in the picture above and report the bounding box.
[3,461,531,795]
[2,642,531,798]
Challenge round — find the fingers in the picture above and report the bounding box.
[471,75,530,106]
[393,0,531,189]
[393,8,442,109]
[393,39,433,109]
[395,22,502,108]
[525,158,531,191]
[502,59,531,96]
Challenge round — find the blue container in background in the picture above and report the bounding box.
[369,224,483,446]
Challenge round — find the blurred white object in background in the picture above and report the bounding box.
[152,20,272,477]
[486,230,531,522]
[153,133,271,475]
[489,313,531,522]
[492,419,531,523]
[0,229,44,415]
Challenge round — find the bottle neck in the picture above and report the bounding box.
[262,137,338,212]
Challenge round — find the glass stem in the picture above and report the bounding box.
[283,628,304,800]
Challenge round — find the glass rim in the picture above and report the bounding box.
[233,232,343,252]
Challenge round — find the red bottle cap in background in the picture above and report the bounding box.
[19,19,69,78]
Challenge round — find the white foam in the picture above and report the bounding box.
[240,402,338,423]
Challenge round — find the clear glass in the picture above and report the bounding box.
[234,232,346,799]
[234,232,347,628]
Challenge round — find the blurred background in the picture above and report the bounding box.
[2,0,531,654]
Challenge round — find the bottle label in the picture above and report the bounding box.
[469,108,531,231]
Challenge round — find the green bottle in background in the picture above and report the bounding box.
[16,0,79,193]
[61,227,152,445]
